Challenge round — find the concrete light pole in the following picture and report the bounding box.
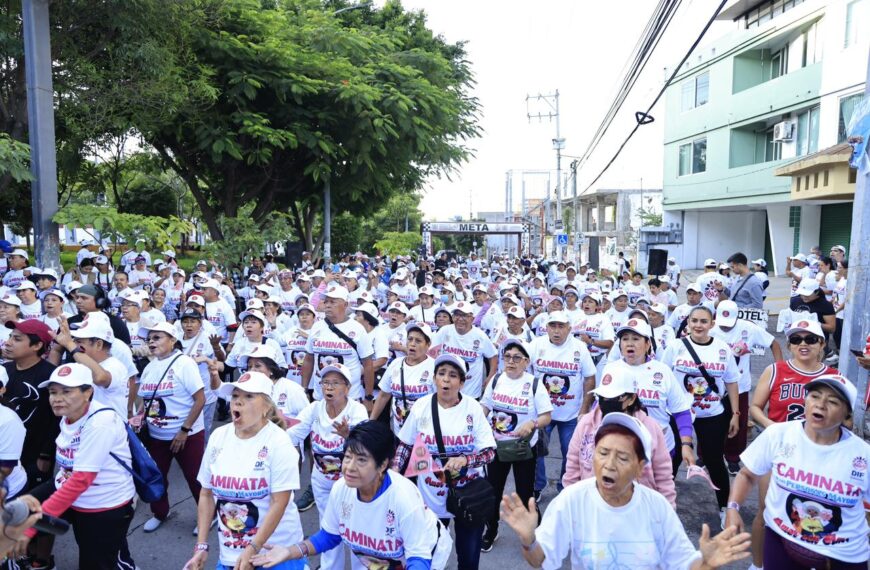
[526,91,565,259]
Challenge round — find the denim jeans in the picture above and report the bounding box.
[441,517,483,570]
[535,418,577,492]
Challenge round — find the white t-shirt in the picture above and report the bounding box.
[409,304,438,330]
[111,340,139,382]
[125,319,146,352]
[370,325,390,371]
[18,300,42,321]
[660,337,740,419]
[54,403,135,509]
[528,336,596,422]
[305,318,374,401]
[790,265,812,296]
[571,313,614,358]
[92,356,132,417]
[197,423,303,567]
[696,272,724,307]
[432,324,497,399]
[536,478,700,570]
[652,324,676,358]
[281,327,311,384]
[128,269,155,291]
[138,351,205,440]
[624,283,649,307]
[666,264,681,284]
[834,277,847,319]
[397,393,496,519]
[226,336,287,369]
[321,471,449,570]
[666,303,697,331]
[271,378,309,422]
[741,421,870,563]
[141,308,166,324]
[204,299,237,343]
[0,405,27,498]
[1,269,26,289]
[711,321,774,393]
[482,371,552,446]
[180,332,218,405]
[604,307,631,332]
[383,323,408,365]
[379,356,435,434]
[601,359,691,451]
[287,399,368,485]
[391,283,418,306]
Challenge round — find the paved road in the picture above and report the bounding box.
[51,291,784,569]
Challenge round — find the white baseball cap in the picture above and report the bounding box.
[617,318,652,339]
[751,258,767,268]
[450,301,475,315]
[296,303,316,315]
[218,370,274,401]
[592,368,638,399]
[648,302,668,315]
[65,280,84,294]
[186,294,206,307]
[254,284,273,295]
[686,282,702,293]
[139,321,180,341]
[831,245,846,253]
[716,300,739,327]
[33,268,59,281]
[38,363,93,389]
[658,275,671,284]
[70,317,114,343]
[406,322,434,343]
[15,281,37,292]
[718,263,730,270]
[324,285,349,301]
[785,319,825,340]
[239,310,267,326]
[792,253,808,264]
[245,298,265,311]
[505,305,526,320]
[596,412,653,462]
[355,302,380,321]
[703,258,717,267]
[805,374,858,412]
[418,285,435,296]
[162,250,176,258]
[796,280,820,297]
[238,343,284,370]
[387,301,410,315]
[581,291,603,305]
[8,249,28,259]
[546,311,570,325]
[319,363,353,384]
[200,279,221,291]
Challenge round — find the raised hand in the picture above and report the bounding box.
[698,523,751,568]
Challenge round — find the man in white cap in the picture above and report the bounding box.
[667,282,704,336]
[390,268,418,307]
[431,300,498,399]
[2,249,29,289]
[666,256,681,289]
[528,310,597,498]
[790,280,836,336]
[711,300,782,474]
[696,258,724,308]
[301,284,375,404]
[786,253,811,297]
[201,279,238,346]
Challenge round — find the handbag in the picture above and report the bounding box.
[138,354,182,446]
[430,396,496,526]
[489,374,536,462]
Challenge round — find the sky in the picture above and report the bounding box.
[381,0,731,221]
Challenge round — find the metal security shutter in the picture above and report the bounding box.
[818,203,853,254]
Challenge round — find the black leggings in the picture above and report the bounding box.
[31,481,136,569]
[486,454,537,530]
[673,412,730,508]
[763,526,866,569]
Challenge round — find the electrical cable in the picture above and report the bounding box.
[579,0,730,195]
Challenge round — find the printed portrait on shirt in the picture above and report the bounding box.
[490,410,518,435]
[317,353,344,370]
[785,494,841,539]
[684,376,712,400]
[217,499,259,539]
[290,350,306,369]
[355,553,403,570]
[145,397,167,420]
[543,373,570,396]
[314,452,343,476]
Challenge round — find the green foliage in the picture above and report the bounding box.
[637,207,662,227]
[202,205,297,269]
[330,212,364,256]
[53,205,194,262]
[0,134,32,183]
[373,232,421,257]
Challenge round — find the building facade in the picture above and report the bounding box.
[661,0,867,273]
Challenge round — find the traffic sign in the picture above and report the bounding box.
[556,233,568,245]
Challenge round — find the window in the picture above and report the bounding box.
[681,72,709,111]
[801,22,821,68]
[770,45,788,79]
[765,128,782,162]
[845,0,867,48]
[679,138,707,176]
[745,0,803,28]
[838,93,864,143]
[796,106,820,157]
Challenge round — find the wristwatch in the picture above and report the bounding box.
[180,426,192,433]
[726,501,741,512]
[364,394,375,402]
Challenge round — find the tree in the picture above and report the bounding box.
[373,231,422,257]
[142,0,479,253]
[202,205,297,270]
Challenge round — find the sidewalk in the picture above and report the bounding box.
[678,269,791,315]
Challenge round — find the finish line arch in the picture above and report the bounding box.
[421,221,530,257]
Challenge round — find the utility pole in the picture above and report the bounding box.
[840,47,870,440]
[22,0,60,270]
[571,160,579,262]
[527,90,565,260]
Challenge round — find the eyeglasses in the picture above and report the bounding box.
[503,354,527,362]
[319,380,346,387]
[788,335,821,345]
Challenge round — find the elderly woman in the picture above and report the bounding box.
[287,364,368,570]
[502,412,752,569]
[184,371,304,570]
[251,421,452,569]
[393,353,496,570]
[562,361,676,508]
[726,374,869,569]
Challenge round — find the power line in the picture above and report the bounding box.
[579,0,729,195]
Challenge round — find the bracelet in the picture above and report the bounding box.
[681,442,694,449]
[521,538,538,552]
[298,541,311,557]
[180,426,192,433]
[726,501,741,512]
[248,541,262,553]
[194,542,209,552]
[732,410,741,416]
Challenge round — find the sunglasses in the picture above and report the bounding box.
[788,335,821,345]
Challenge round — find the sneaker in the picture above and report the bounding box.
[295,485,315,512]
[824,353,839,365]
[719,508,727,530]
[192,516,218,536]
[481,526,499,552]
[726,460,741,476]
[144,512,171,533]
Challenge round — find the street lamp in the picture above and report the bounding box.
[323,1,372,260]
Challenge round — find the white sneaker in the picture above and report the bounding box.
[719,508,727,530]
[144,512,171,533]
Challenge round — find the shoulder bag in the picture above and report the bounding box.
[681,338,719,394]
[430,396,496,526]
[138,354,182,446]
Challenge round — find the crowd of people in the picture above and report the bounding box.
[0,239,867,570]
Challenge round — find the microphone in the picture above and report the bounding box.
[1,499,70,536]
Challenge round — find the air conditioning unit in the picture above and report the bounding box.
[773,120,796,141]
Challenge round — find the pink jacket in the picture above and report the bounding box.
[562,408,677,508]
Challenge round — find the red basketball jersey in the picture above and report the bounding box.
[767,361,838,423]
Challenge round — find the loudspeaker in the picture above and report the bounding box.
[647,248,668,277]
[587,237,600,269]
[285,241,304,269]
